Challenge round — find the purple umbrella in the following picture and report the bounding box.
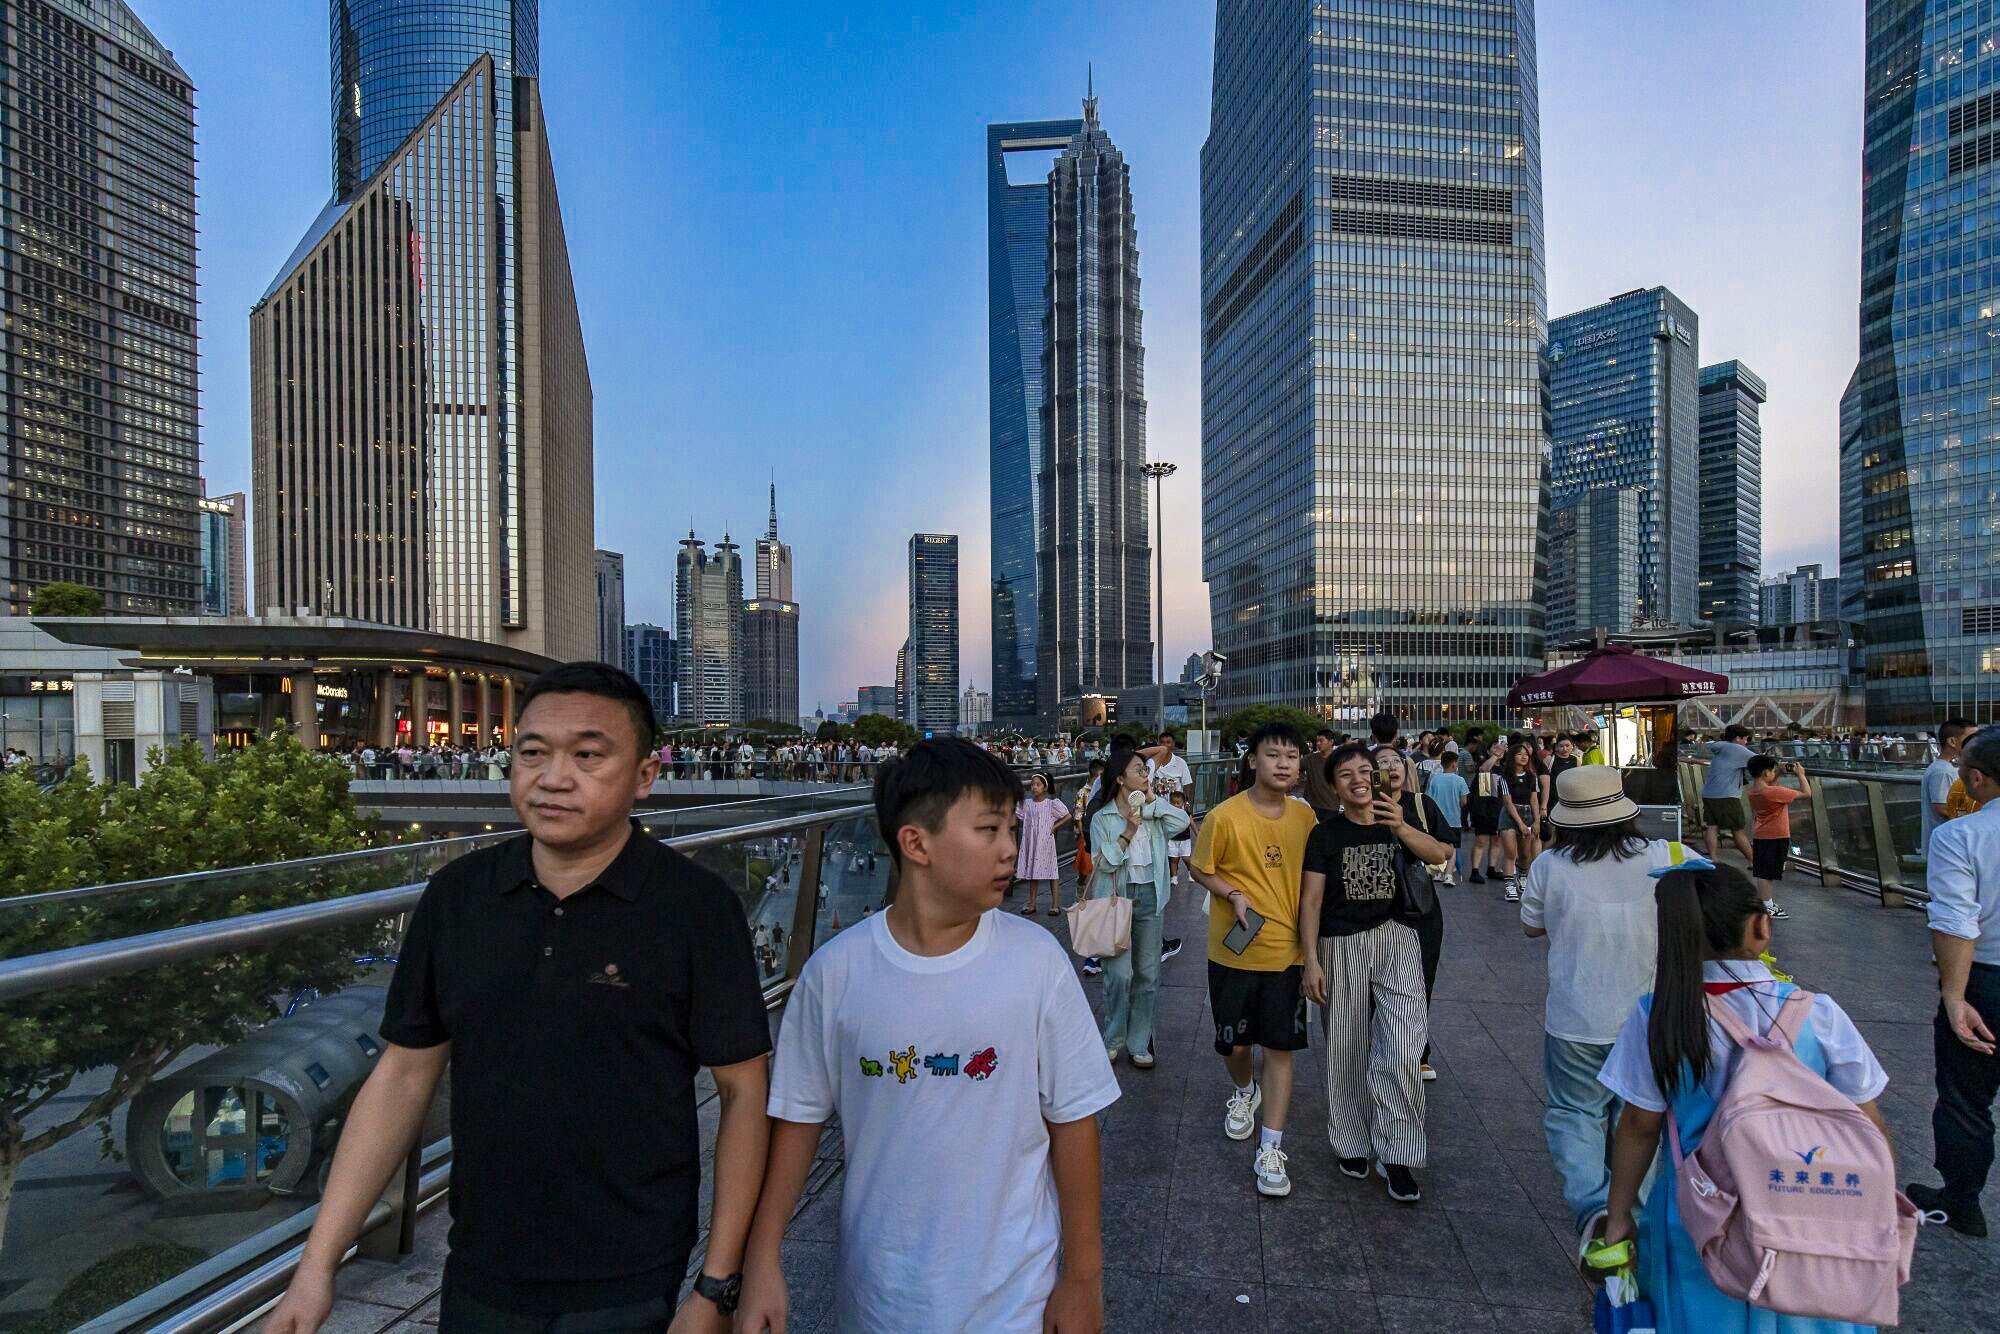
[1508,644,1729,708]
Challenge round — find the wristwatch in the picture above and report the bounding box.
[693,1271,742,1314]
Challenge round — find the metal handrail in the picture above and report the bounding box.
[2,783,871,911]
[0,804,874,1003]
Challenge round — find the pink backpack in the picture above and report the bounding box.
[1668,989,1920,1326]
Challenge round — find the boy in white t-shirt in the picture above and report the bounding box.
[739,738,1119,1334]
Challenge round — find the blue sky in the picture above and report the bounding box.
[152,0,1860,714]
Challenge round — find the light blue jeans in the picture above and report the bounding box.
[1543,1034,1619,1236]
[1101,885,1163,1058]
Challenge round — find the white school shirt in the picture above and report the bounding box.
[1927,802,2000,965]
[1518,841,1676,1045]
[1597,961,1887,1114]
[768,910,1120,1333]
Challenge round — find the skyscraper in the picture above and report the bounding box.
[253,3,592,660]
[1199,0,1549,724]
[740,599,800,728]
[1761,563,1842,628]
[1037,85,1153,728]
[1,0,201,614]
[1697,361,1766,624]
[1550,288,1700,627]
[595,550,626,669]
[1546,487,1642,640]
[676,532,741,724]
[198,491,247,617]
[756,481,793,601]
[1843,3,2000,725]
[989,113,1083,733]
[625,622,675,724]
[908,534,959,734]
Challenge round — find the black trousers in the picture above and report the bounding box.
[439,1258,686,1334]
[1415,901,1443,1063]
[1934,961,2000,1207]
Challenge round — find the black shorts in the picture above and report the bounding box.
[1470,801,1500,836]
[1208,960,1309,1055]
[1752,837,1791,882]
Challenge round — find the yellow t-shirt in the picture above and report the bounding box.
[1946,779,1985,820]
[1193,790,1319,972]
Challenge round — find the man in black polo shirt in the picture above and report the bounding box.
[266,663,771,1333]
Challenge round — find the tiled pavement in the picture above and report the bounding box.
[320,859,1993,1332]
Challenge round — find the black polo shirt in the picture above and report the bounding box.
[381,820,771,1311]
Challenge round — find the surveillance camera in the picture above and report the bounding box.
[1203,651,1229,667]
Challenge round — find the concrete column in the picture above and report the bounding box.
[501,675,517,741]
[374,671,397,748]
[289,670,320,750]
[411,672,430,745]
[448,671,464,744]
[474,673,492,744]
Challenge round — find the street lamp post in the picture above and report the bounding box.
[1141,461,1178,731]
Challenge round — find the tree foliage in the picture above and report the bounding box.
[1216,704,1327,748]
[28,582,103,617]
[848,713,917,749]
[0,730,380,1249]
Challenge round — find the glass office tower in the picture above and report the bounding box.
[988,116,1082,732]
[1842,1,2000,726]
[1199,0,1549,723]
[1697,361,1766,625]
[1549,287,1700,628]
[909,533,960,734]
[1037,89,1152,727]
[0,0,201,614]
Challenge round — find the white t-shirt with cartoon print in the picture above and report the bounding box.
[769,909,1119,1333]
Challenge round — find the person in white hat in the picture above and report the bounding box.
[1519,764,1703,1258]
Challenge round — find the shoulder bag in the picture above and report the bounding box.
[1393,795,1440,922]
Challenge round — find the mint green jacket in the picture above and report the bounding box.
[1088,797,1191,912]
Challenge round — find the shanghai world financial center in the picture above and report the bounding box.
[1200,0,1547,724]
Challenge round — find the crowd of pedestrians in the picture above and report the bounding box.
[262,656,1989,1334]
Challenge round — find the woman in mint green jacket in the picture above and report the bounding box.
[1087,746,1191,1068]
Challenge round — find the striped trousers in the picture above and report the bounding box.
[1319,922,1428,1167]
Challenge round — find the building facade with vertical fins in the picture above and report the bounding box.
[1036,88,1152,729]
[743,484,798,727]
[1842,1,2000,726]
[594,549,625,669]
[676,531,740,724]
[252,2,592,661]
[0,0,202,614]
[199,490,247,616]
[1696,360,1766,625]
[626,621,675,726]
[988,115,1083,733]
[1199,0,1549,725]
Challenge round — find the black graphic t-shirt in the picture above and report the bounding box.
[1303,796,1444,937]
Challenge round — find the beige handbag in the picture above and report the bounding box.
[1065,867,1133,959]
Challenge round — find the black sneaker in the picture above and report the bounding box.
[1337,1156,1369,1180]
[1160,937,1184,961]
[1908,1182,1988,1237]
[1469,870,1486,884]
[1378,1161,1421,1203]
[1081,957,1103,978]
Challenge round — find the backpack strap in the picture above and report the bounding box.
[1771,988,1817,1049]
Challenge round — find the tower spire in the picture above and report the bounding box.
[768,476,779,540]
[1084,63,1099,127]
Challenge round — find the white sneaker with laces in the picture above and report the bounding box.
[1224,1084,1262,1141]
[1504,879,1521,902]
[1255,1144,1292,1197]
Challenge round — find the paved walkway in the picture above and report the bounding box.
[320,857,1992,1333]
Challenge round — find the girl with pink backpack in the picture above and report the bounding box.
[1595,866,1902,1333]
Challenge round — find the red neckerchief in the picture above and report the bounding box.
[1704,981,1755,995]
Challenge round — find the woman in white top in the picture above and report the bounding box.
[1519,765,1680,1248]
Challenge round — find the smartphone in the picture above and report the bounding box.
[1371,769,1392,798]
[1222,903,1267,955]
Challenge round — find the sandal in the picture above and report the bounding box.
[1046,906,1061,917]
[1019,904,1037,915]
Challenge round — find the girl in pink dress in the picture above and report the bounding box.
[1015,772,1072,917]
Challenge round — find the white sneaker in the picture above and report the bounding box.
[1255,1144,1292,1197]
[1224,1084,1262,1141]
[1504,879,1521,902]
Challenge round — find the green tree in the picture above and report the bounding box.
[0,731,378,1251]
[28,582,103,617]
[814,720,849,742]
[849,713,917,749]
[1216,704,1326,749]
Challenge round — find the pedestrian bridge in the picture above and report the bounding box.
[0,763,1987,1331]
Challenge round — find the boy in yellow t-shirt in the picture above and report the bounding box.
[1190,723,1319,1198]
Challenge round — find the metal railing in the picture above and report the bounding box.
[0,764,1119,1332]
[1674,758,1938,908]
